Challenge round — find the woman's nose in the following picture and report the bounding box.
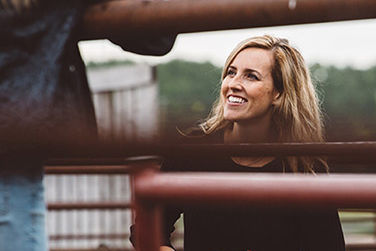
[228,76,243,91]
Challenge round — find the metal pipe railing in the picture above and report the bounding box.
[84,0,376,39]
[47,202,133,210]
[48,142,376,159]
[49,233,129,241]
[135,172,376,208]
[134,171,376,251]
[45,165,133,174]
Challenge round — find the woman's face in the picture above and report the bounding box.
[221,47,279,124]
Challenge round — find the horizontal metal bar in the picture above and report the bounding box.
[135,172,376,209]
[47,202,133,210]
[44,165,133,174]
[45,158,130,166]
[43,157,376,169]
[49,233,129,240]
[45,156,161,166]
[84,0,376,39]
[49,142,376,159]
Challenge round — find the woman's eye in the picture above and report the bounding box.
[246,73,259,81]
[226,69,236,77]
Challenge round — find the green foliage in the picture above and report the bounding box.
[311,63,376,141]
[157,59,222,133]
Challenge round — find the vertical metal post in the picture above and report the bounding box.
[135,202,162,251]
[131,159,162,251]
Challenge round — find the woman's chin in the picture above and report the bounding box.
[224,115,241,123]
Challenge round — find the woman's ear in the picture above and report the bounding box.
[272,91,281,106]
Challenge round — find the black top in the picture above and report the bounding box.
[0,1,176,162]
[159,156,345,251]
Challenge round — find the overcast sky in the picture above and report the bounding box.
[79,18,376,69]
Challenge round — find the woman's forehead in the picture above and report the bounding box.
[231,47,274,74]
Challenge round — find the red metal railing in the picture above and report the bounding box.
[133,170,376,251]
[45,142,376,250]
[84,0,376,39]
[47,142,376,164]
[48,0,376,249]
[45,159,160,250]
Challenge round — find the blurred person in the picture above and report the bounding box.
[0,0,176,250]
[131,35,345,251]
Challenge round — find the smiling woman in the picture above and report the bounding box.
[201,35,325,172]
[130,35,345,251]
[221,48,278,129]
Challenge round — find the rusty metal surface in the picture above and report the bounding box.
[84,0,376,39]
[135,206,161,251]
[45,158,130,166]
[135,172,376,209]
[47,202,133,210]
[49,233,129,240]
[44,165,133,174]
[45,156,162,166]
[48,142,376,158]
[134,169,162,251]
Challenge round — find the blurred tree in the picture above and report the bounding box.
[311,64,376,141]
[157,60,221,138]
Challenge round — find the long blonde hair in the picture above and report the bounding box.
[201,35,327,173]
[0,0,39,12]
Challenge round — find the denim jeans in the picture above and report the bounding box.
[0,167,47,251]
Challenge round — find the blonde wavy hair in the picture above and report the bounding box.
[0,0,39,12]
[200,35,327,173]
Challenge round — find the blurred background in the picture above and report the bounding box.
[45,19,376,251]
[80,19,376,143]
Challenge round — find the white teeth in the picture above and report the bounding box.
[228,96,246,104]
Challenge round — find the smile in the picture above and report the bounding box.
[227,95,247,104]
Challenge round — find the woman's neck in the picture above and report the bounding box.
[224,119,274,144]
[224,119,276,168]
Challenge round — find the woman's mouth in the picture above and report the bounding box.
[227,95,247,104]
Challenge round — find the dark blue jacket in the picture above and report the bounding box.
[0,1,175,159]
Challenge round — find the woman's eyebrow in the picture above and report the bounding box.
[228,65,263,78]
[244,68,262,78]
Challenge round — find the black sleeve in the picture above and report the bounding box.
[160,206,182,249]
[81,0,177,55]
[109,33,177,56]
[298,209,345,251]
